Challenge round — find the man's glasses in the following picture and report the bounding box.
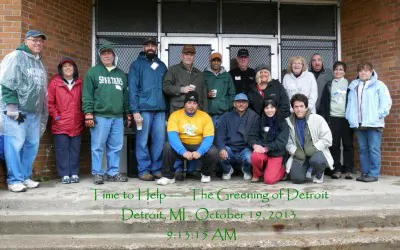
[26,39,44,44]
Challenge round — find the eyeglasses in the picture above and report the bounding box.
[26,39,44,44]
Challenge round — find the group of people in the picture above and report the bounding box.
[0,30,392,192]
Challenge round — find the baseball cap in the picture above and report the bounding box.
[182,44,196,54]
[255,63,270,73]
[25,30,46,40]
[210,52,222,61]
[234,93,249,101]
[237,49,249,57]
[143,37,157,45]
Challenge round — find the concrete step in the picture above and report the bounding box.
[1,229,400,249]
[1,209,400,235]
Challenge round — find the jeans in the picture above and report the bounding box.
[290,151,328,184]
[357,129,382,177]
[90,116,123,176]
[3,113,40,184]
[136,111,166,176]
[220,146,252,174]
[54,134,81,177]
[211,115,221,129]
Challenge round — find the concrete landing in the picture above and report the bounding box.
[1,175,400,249]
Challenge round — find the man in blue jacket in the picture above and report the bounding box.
[128,38,168,181]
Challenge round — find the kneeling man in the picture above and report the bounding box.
[286,94,333,184]
[157,91,219,185]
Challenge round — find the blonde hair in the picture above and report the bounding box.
[255,69,272,84]
[287,56,308,74]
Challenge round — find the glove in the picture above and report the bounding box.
[85,113,94,127]
[126,114,132,128]
[5,104,19,120]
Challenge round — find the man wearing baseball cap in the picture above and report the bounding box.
[215,93,259,180]
[229,48,256,94]
[128,37,168,181]
[0,30,48,192]
[163,44,208,113]
[203,52,236,128]
[157,91,219,185]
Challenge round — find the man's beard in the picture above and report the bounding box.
[145,50,156,60]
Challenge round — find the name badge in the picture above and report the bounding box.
[264,126,270,132]
[235,76,241,80]
[115,85,122,90]
[151,62,159,70]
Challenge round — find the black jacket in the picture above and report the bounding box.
[247,79,290,118]
[229,67,256,94]
[247,115,289,157]
[317,79,350,124]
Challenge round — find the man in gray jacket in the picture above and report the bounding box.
[309,53,333,111]
[163,44,208,113]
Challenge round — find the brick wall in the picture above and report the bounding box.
[0,0,92,188]
[341,0,400,175]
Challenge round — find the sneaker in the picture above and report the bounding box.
[186,171,201,180]
[331,172,342,179]
[23,179,39,188]
[313,172,324,184]
[61,176,71,184]
[175,172,185,181]
[306,167,313,179]
[363,176,378,182]
[356,173,367,182]
[138,173,154,181]
[343,172,353,180]
[93,174,104,185]
[251,177,260,182]
[71,175,80,183]
[157,177,175,185]
[8,183,27,192]
[243,172,252,180]
[105,173,128,182]
[201,174,211,183]
[153,173,162,179]
[222,167,234,180]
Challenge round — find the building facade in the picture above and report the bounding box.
[0,0,399,187]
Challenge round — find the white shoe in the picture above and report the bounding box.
[157,177,175,185]
[201,174,211,183]
[23,179,39,188]
[243,172,252,180]
[8,183,27,192]
[222,167,234,180]
[313,172,324,184]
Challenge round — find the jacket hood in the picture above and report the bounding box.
[288,70,309,80]
[350,70,379,89]
[16,44,39,58]
[204,66,227,75]
[57,57,79,81]
[98,44,119,66]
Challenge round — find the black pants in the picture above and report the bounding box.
[290,151,329,184]
[329,116,354,173]
[161,142,219,178]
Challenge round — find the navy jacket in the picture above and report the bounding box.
[128,52,167,113]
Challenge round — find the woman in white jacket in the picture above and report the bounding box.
[283,56,318,113]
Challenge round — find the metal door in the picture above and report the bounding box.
[160,37,219,70]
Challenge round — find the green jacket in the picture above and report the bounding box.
[203,66,236,116]
[82,45,129,117]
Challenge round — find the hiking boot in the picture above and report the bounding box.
[71,175,80,183]
[356,173,367,182]
[331,172,342,179]
[175,172,185,181]
[138,173,154,181]
[153,173,162,179]
[201,174,211,183]
[157,177,175,186]
[61,176,71,184]
[8,183,27,192]
[23,179,40,188]
[93,174,104,185]
[106,173,128,182]
[343,172,353,180]
[186,171,201,180]
[222,167,234,180]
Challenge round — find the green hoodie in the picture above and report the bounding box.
[82,44,129,117]
[0,44,47,113]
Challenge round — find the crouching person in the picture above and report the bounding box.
[286,94,333,184]
[157,91,219,185]
[216,93,258,180]
[248,99,288,184]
